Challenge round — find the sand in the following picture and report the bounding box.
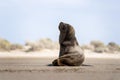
[0,49,120,80]
[0,49,120,59]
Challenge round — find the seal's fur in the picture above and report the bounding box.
[52,22,84,66]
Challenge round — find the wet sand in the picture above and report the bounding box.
[0,57,120,80]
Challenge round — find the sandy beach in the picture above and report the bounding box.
[0,49,120,80]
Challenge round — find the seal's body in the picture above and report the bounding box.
[52,22,84,66]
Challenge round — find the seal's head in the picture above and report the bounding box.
[59,22,75,43]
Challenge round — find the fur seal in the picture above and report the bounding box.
[52,22,84,66]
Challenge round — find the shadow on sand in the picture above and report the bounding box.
[47,64,92,67]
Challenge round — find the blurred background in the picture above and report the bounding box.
[0,0,120,45]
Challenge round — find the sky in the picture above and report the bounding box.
[0,0,120,45]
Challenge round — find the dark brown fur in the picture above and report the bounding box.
[52,22,84,66]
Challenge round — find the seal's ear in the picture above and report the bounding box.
[69,25,75,34]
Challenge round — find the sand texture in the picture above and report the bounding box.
[0,50,120,80]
